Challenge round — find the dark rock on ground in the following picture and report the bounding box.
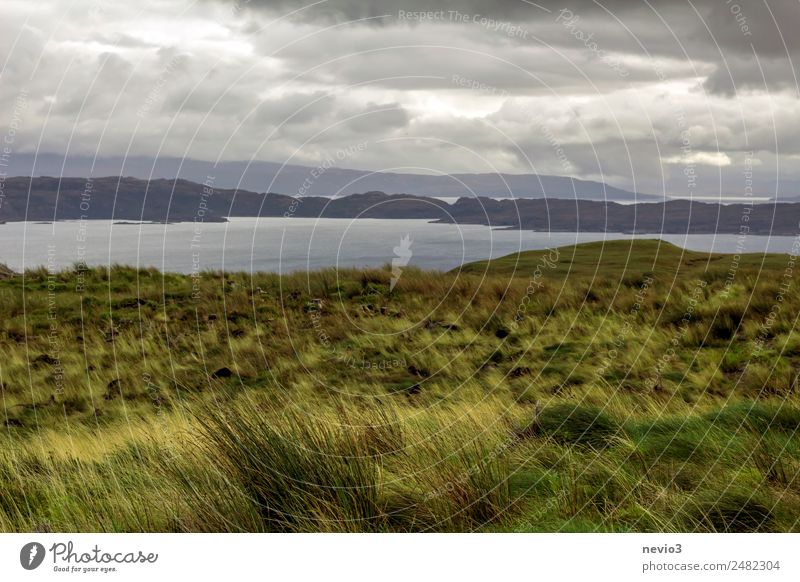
[211,367,233,379]
[510,367,531,378]
[33,354,59,366]
[104,379,122,400]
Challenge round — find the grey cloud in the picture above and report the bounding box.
[239,0,799,96]
[232,0,657,23]
[703,54,800,96]
[704,0,800,57]
[3,0,800,201]
[343,102,409,132]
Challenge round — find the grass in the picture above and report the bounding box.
[0,239,798,532]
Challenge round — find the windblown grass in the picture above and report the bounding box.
[0,240,798,532]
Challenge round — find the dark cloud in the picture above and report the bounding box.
[1,0,799,200]
[237,0,799,96]
[233,0,657,23]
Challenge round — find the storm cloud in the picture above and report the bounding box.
[0,0,798,198]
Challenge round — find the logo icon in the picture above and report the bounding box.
[20,542,46,570]
[390,235,413,291]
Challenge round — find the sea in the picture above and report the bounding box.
[0,217,797,274]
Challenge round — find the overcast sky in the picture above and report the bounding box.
[2,0,799,198]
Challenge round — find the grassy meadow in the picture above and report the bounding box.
[1,238,799,532]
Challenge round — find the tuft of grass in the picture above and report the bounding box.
[190,400,386,532]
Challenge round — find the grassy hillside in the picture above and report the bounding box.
[0,239,798,532]
[457,238,788,277]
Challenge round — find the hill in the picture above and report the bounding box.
[2,177,800,234]
[0,239,798,532]
[458,238,791,277]
[5,153,654,201]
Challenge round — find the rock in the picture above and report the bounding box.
[33,354,58,366]
[211,367,233,379]
[104,379,122,400]
[118,297,146,308]
[425,320,460,331]
[6,328,25,342]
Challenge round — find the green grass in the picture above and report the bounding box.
[0,239,798,532]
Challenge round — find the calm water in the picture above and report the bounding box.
[0,217,797,274]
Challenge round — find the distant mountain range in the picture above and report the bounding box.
[3,154,656,202]
[2,176,798,235]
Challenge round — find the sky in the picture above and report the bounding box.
[1,0,799,199]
